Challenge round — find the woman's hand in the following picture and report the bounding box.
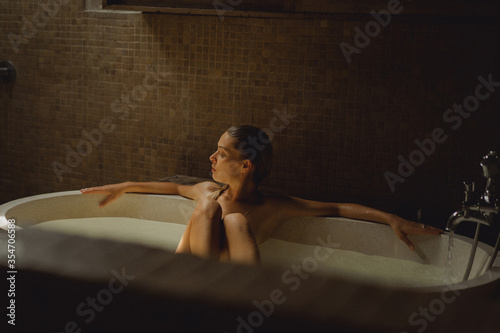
[387,214,444,250]
[81,182,131,207]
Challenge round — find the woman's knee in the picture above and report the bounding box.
[223,213,251,233]
[197,197,222,215]
[192,198,222,221]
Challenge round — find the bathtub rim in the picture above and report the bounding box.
[1,190,499,293]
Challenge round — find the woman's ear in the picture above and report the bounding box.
[241,159,253,174]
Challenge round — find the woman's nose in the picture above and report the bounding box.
[209,153,216,163]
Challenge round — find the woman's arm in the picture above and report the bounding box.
[81,181,218,207]
[275,196,443,250]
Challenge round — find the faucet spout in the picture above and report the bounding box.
[446,211,462,231]
[446,209,493,231]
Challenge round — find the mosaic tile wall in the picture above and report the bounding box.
[1,1,499,232]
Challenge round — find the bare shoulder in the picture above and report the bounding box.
[193,181,222,199]
[194,181,220,191]
[259,194,298,219]
[177,181,220,201]
[262,194,292,205]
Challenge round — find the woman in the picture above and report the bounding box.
[81,125,442,265]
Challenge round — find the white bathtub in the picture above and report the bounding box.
[1,190,499,292]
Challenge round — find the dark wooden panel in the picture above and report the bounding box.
[102,0,500,18]
[104,0,285,12]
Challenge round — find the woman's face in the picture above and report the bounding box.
[209,132,246,184]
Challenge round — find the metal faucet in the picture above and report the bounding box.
[446,151,500,281]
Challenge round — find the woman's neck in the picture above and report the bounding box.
[224,180,260,203]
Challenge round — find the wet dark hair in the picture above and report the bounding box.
[226,125,273,185]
